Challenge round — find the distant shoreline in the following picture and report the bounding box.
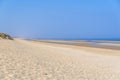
[13,37,120,41]
[25,39,120,50]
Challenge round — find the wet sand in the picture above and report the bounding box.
[0,39,120,80]
[38,40,120,50]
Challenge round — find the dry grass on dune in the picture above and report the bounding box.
[0,33,13,40]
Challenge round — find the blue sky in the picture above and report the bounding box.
[0,0,120,39]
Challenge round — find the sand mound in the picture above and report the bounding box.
[0,33,13,40]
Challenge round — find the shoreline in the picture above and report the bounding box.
[26,39,120,50]
[25,39,120,56]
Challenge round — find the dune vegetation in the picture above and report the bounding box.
[0,33,13,40]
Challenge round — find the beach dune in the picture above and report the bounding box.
[0,39,120,80]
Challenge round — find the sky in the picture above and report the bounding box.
[0,0,120,39]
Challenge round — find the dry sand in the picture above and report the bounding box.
[0,39,120,80]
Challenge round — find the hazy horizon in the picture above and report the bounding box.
[0,0,120,39]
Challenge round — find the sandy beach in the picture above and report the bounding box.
[0,39,120,80]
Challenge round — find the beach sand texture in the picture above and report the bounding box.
[0,39,120,80]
